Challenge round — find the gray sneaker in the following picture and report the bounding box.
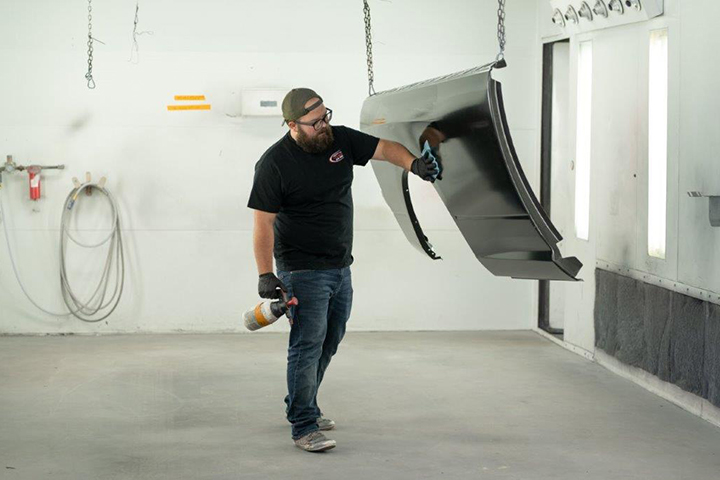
[294,431,336,452]
[317,417,335,431]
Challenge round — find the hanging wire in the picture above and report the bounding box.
[129,1,154,64]
[363,0,376,96]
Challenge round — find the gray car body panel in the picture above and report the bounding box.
[359,62,582,281]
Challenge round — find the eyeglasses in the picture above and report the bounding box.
[294,108,333,131]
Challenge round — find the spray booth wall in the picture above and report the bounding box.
[0,0,541,334]
[536,0,720,354]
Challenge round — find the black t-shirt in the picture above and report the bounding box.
[247,125,380,271]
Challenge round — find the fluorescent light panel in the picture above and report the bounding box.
[575,41,593,241]
[648,29,668,259]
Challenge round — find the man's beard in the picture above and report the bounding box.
[295,126,334,154]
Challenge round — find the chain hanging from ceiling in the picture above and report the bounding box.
[361,0,508,96]
[362,0,376,96]
[496,0,506,62]
[85,0,96,89]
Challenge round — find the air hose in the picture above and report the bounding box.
[0,180,125,322]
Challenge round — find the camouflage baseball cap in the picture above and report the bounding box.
[282,88,323,124]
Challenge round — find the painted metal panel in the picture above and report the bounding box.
[360,61,582,281]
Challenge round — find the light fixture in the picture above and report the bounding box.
[565,5,579,24]
[579,2,594,21]
[608,0,624,14]
[648,29,668,256]
[625,0,642,11]
[552,8,566,27]
[574,41,593,241]
[593,0,609,18]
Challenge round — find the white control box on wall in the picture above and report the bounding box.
[549,0,663,33]
[241,90,286,117]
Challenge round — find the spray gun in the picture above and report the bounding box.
[0,155,65,200]
[243,294,299,331]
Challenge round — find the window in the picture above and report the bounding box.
[648,29,668,259]
[575,41,593,241]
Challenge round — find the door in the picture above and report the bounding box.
[539,40,571,335]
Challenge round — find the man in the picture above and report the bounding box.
[247,88,440,452]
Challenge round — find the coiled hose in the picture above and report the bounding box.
[0,181,125,322]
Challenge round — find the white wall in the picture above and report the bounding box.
[0,0,541,334]
[536,0,720,352]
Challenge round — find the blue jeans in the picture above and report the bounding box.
[277,267,353,440]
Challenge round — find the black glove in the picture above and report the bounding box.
[258,273,287,299]
[410,145,442,182]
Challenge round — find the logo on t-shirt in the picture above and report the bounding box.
[329,150,345,163]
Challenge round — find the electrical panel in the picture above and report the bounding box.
[549,0,664,33]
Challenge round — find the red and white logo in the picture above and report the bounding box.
[329,150,345,163]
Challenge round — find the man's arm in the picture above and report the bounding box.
[253,209,277,275]
[372,139,415,170]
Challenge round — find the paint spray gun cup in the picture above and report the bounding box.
[243,295,298,331]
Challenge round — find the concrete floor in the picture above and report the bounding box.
[1,331,719,480]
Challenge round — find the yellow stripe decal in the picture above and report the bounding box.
[167,104,211,111]
[174,95,206,101]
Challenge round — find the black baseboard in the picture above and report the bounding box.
[595,269,720,408]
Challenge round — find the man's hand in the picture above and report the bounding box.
[410,143,442,182]
[258,273,287,299]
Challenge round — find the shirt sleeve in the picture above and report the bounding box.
[340,126,380,167]
[247,158,283,213]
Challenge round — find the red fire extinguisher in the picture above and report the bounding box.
[27,166,41,201]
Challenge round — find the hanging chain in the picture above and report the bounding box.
[363,0,376,96]
[496,0,506,62]
[85,0,96,89]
